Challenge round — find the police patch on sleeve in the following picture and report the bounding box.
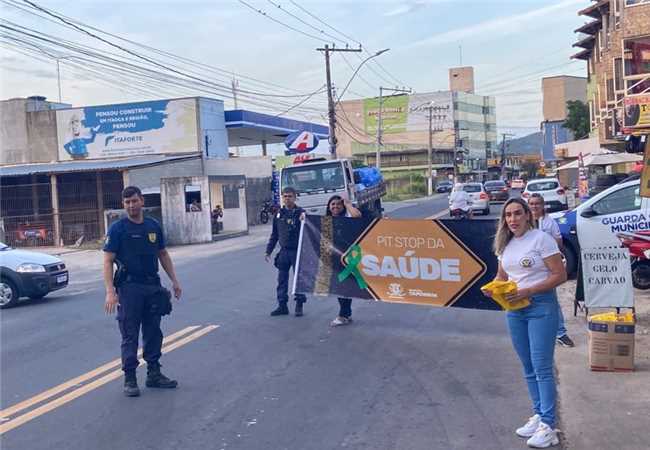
[148,232,157,243]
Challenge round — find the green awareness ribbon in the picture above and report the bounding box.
[338,244,368,290]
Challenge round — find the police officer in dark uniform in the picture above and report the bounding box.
[103,186,182,397]
[265,186,307,317]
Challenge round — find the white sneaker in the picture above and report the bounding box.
[516,414,541,438]
[330,316,352,327]
[526,422,559,448]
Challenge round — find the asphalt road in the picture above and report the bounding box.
[1,194,531,450]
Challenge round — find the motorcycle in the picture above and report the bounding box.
[260,200,279,224]
[450,208,473,220]
[616,231,650,290]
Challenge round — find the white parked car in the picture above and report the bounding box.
[522,178,568,212]
[0,242,68,308]
[462,182,491,216]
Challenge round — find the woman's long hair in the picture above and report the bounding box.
[493,198,535,256]
[326,195,346,217]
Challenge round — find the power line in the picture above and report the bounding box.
[477,60,583,91]
[17,1,328,99]
[0,21,328,115]
[3,0,321,97]
[236,0,331,44]
[288,0,408,88]
[288,0,362,46]
[265,0,348,47]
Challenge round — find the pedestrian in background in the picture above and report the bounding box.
[103,186,182,397]
[265,187,307,317]
[325,195,361,327]
[528,193,575,348]
[483,198,566,448]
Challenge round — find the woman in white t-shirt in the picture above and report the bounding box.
[483,198,566,448]
[326,195,362,327]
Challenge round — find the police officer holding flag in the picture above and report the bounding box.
[265,187,307,317]
[103,186,182,397]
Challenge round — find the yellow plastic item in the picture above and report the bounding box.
[589,311,635,324]
[481,280,531,311]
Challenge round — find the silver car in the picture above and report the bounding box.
[463,183,491,215]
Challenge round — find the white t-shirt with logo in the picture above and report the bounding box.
[500,229,560,289]
[537,215,561,240]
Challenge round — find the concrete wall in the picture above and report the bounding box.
[204,156,272,178]
[160,176,212,245]
[199,98,229,159]
[542,76,587,122]
[449,66,475,93]
[126,157,204,191]
[208,177,248,233]
[1,99,29,165]
[1,98,62,165]
[245,177,272,225]
[204,157,271,225]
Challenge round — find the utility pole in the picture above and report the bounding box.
[317,44,362,158]
[231,77,239,109]
[56,59,62,103]
[231,76,241,156]
[420,103,447,195]
[500,133,514,180]
[375,86,412,170]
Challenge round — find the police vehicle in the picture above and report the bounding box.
[551,178,645,277]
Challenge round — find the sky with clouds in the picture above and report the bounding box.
[0,0,589,149]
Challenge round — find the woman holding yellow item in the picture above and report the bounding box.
[482,198,566,448]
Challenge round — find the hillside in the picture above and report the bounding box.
[506,132,542,155]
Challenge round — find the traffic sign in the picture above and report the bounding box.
[339,219,487,306]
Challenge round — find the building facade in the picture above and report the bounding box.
[0,96,327,247]
[336,90,496,181]
[572,0,650,148]
[539,76,588,161]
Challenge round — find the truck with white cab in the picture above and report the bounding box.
[279,158,385,217]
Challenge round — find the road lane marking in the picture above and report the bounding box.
[0,325,218,435]
[0,325,201,420]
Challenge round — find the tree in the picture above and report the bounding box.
[563,100,590,140]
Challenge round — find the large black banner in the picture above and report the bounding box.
[294,216,501,311]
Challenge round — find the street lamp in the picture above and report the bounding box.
[337,48,390,101]
[55,55,75,103]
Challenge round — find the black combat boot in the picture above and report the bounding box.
[146,364,178,389]
[294,302,303,317]
[123,371,140,397]
[270,303,289,316]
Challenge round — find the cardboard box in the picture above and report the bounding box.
[588,316,635,372]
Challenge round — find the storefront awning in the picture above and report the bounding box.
[225,110,328,147]
[0,154,200,177]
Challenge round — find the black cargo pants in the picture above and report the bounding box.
[117,281,164,373]
[274,248,306,305]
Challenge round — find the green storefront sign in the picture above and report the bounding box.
[364,95,409,135]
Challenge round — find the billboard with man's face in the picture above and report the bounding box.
[56,98,199,161]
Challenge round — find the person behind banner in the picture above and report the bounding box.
[265,187,307,317]
[103,186,182,397]
[528,193,575,348]
[325,195,362,327]
[482,198,566,448]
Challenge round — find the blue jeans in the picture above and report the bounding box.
[557,303,567,338]
[506,291,559,428]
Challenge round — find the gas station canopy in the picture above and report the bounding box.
[225,110,329,147]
